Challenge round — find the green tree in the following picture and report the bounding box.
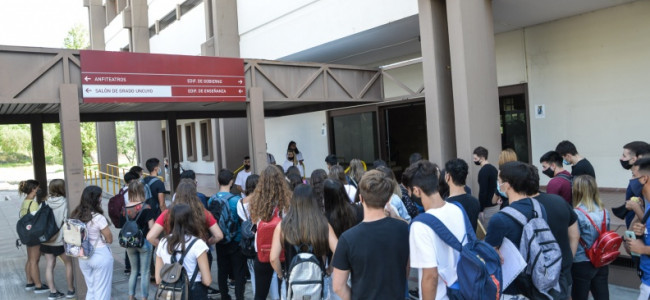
[116,121,137,165]
[64,24,89,50]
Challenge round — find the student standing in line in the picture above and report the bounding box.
[347,159,365,189]
[269,184,338,297]
[376,166,412,222]
[147,179,223,297]
[627,158,650,300]
[473,146,500,226]
[179,170,209,208]
[443,159,480,232]
[19,180,49,294]
[211,169,247,300]
[540,150,573,204]
[529,164,580,300]
[571,175,610,300]
[325,154,338,171]
[144,157,167,217]
[328,165,357,203]
[155,204,213,300]
[41,179,75,300]
[555,140,596,178]
[237,174,260,295]
[332,170,409,300]
[249,166,292,300]
[405,160,469,300]
[282,150,305,178]
[484,162,549,298]
[311,169,328,212]
[70,186,114,300]
[620,141,650,228]
[124,180,155,300]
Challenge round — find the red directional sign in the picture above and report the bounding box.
[80,50,246,103]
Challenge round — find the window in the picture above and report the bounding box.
[177,125,183,162]
[185,123,197,162]
[330,111,378,166]
[200,119,213,161]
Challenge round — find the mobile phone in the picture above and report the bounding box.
[625,231,640,257]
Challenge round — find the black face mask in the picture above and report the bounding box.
[620,159,632,170]
[542,168,555,178]
[244,165,250,171]
[473,160,481,166]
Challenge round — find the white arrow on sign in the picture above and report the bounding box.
[238,80,243,84]
[84,76,91,82]
[238,89,243,94]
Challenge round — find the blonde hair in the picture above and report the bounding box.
[572,175,603,212]
[127,180,145,203]
[498,149,518,167]
[348,159,365,184]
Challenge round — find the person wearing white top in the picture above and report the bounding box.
[282,150,304,177]
[405,160,468,300]
[235,156,252,196]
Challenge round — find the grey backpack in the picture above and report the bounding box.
[501,198,562,299]
[286,245,324,300]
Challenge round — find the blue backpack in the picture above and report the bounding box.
[207,193,239,244]
[412,202,502,300]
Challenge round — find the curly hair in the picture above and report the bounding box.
[250,165,292,222]
[165,179,207,240]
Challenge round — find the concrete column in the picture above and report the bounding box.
[446,0,502,191]
[247,87,268,174]
[211,118,223,173]
[96,122,118,172]
[166,114,181,193]
[136,121,164,170]
[59,84,87,298]
[418,0,456,165]
[128,0,150,53]
[30,115,47,188]
[86,0,106,50]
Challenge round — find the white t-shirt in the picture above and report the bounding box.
[236,198,251,221]
[409,203,467,300]
[344,184,357,203]
[87,213,110,249]
[235,170,252,192]
[156,236,209,282]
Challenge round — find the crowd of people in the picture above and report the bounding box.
[14,139,650,300]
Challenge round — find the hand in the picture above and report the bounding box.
[624,239,631,255]
[633,223,646,236]
[626,199,641,211]
[208,236,217,245]
[326,265,333,276]
[494,247,504,264]
[626,238,647,255]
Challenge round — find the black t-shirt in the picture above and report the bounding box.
[485,198,548,295]
[478,164,499,210]
[332,217,409,300]
[144,176,166,213]
[571,158,596,178]
[535,193,577,271]
[124,203,154,238]
[447,194,480,232]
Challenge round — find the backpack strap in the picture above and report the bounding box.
[412,202,473,253]
[576,207,602,235]
[555,173,572,184]
[239,199,250,221]
[501,207,528,226]
[127,204,147,222]
[176,238,199,265]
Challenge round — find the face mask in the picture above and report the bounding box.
[630,177,644,197]
[620,159,632,170]
[474,160,481,166]
[496,181,507,198]
[244,165,250,171]
[411,194,423,208]
[562,159,570,166]
[542,167,555,178]
[288,156,294,160]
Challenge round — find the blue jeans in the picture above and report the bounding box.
[126,240,153,298]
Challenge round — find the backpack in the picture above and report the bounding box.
[286,245,325,300]
[16,201,60,247]
[108,188,127,228]
[412,202,502,300]
[62,218,98,259]
[155,238,200,300]
[239,199,257,258]
[556,173,573,187]
[257,209,285,263]
[207,193,238,244]
[118,204,149,248]
[576,208,621,268]
[143,177,160,211]
[501,198,562,299]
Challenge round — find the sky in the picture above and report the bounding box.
[1,0,89,48]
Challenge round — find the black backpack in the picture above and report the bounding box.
[238,199,257,258]
[16,201,59,247]
[118,204,149,248]
[155,239,200,300]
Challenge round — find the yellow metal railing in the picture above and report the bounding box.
[84,163,164,196]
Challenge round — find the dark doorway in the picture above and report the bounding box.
[380,101,428,178]
[329,109,379,167]
[499,84,531,163]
